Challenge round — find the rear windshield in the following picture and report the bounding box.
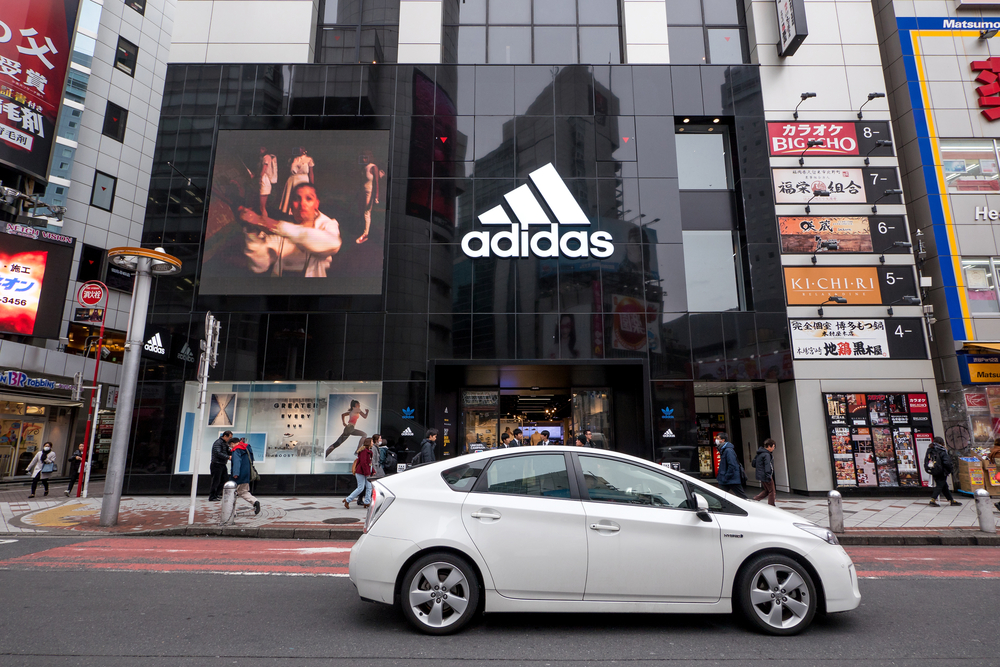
[441,459,487,492]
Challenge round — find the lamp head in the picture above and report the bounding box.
[800,92,817,100]
[867,92,886,101]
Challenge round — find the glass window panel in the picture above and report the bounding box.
[323,0,362,24]
[456,25,487,62]
[964,259,999,313]
[940,139,1000,193]
[534,0,576,24]
[78,0,102,33]
[459,0,487,23]
[115,36,138,76]
[362,0,399,24]
[579,0,620,25]
[489,0,531,24]
[682,231,740,312]
[488,27,532,63]
[90,171,116,211]
[579,456,690,507]
[579,27,621,64]
[675,132,730,190]
[667,27,705,65]
[703,0,740,25]
[664,0,702,24]
[484,453,571,497]
[534,27,577,63]
[707,28,743,64]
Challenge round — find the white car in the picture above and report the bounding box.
[349,447,860,636]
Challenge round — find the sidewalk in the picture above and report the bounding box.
[1,490,997,544]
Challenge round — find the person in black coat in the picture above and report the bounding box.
[925,436,961,507]
[209,431,233,501]
[411,429,438,465]
[65,443,85,496]
[752,439,777,506]
[715,433,747,499]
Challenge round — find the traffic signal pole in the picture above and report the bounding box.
[73,282,108,498]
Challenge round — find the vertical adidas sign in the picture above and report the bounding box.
[460,163,614,259]
[144,332,166,355]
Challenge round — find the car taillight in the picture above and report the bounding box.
[364,481,395,534]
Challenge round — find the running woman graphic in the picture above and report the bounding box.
[325,399,369,458]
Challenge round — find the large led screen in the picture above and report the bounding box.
[0,224,75,338]
[200,130,389,295]
[0,0,81,181]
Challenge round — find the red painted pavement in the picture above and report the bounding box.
[0,538,353,576]
[845,546,1000,579]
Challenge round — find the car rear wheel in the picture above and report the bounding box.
[735,553,817,636]
[400,553,480,635]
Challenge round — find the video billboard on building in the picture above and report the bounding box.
[0,0,81,181]
[0,224,74,338]
[200,129,390,295]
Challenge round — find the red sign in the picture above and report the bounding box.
[767,122,859,156]
[965,392,989,410]
[0,250,46,334]
[77,281,106,308]
[972,58,1000,121]
[0,0,81,180]
[907,394,929,413]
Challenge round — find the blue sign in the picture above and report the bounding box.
[401,407,415,419]
[660,407,674,419]
[957,354,1000,385]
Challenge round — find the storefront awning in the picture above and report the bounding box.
[964,342,1000,352]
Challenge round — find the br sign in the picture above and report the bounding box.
[76,281,106,308]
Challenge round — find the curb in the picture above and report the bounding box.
[123,526,365,540]
[836,532,1000,546]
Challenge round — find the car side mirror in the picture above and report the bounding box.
[694,494,712,522]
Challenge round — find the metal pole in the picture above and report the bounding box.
[220,480,237,525]
[187,351,210,525]
[77,327,104,498]
[828,490,844,533]
[100,257,153,526]
[975,489,997,534]
[82,385,101,498]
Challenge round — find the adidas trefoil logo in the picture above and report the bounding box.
[461,163,614,259]
[177,342,195,363]
[144,332,166,355]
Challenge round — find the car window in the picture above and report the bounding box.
[483,454,571,498]
[579,456,689,508]
[691,485,747,515]
[441,459,488,492]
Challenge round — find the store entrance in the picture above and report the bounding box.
[433,362,649,459]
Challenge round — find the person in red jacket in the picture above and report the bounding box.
[344,438,374,509]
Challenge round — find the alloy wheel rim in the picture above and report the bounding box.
[409,561,471,628]
[748,564,811,630]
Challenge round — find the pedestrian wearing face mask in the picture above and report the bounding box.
[27,442,58,498]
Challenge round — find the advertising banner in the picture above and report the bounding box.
[778,216,873,253]
[773,167,901,204]
[766,121,893,157]
[789,318,926,360]
[611,295,650,352]
[0,0,81,180]
[784,266,880,304]
[958,354,1000,384]
[0,225,74,338]
[776,0,808,57]
[201,129,390,295]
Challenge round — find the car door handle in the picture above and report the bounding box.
[471,510,501,520]
[589,523,620,532]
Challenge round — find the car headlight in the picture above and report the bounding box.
[794,522,839,545]
[364,482,395,534]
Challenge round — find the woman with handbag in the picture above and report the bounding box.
[343,438,374,509]
[26,442,57,498]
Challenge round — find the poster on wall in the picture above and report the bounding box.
[208,393,236,427]
[200,129,390,295]
[0,0,81,181]
[823,393,932,489]
[325,391,381,473]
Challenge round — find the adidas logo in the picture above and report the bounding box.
[177,342,195,363]
[400,427,414,437]
[662,429,675,438]
[144,332,166,355]
[461,163,614,259]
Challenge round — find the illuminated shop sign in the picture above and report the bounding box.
[0,225,74,338]
[0,369,72,391]
[766,121,892,157]
[460,164,614,259]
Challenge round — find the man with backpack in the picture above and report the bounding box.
[715,432,748,499]
[925,436,961,507]
[410,429,438,466]
[752,438,777,506]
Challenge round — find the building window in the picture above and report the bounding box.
[940,139,1000,194]
[101,101,128,143]
[317,0,400,63]
[682,230,741,312]
[442,0,621,64]
[90,171,117,211]
[962,258,1000,314]
[675,125,734,190]
[114,37,138,76]
[665,0,747,65]
[126,0,146,15]
[77,244,105,282]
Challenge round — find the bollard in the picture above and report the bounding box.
[828,489,844,534]
[220,480,237,526]
[974,489,997,534]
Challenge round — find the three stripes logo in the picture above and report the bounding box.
[176,342,195,363]
[144,332,166,355]
[460,163,614,259]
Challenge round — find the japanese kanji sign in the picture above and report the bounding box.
[772,167,901,204]
[791,318,926,360]
[778,216,873,253]
[776,0,808,57]
[766,121,893,157]
[0,224,74,338]
[0,1,81,180]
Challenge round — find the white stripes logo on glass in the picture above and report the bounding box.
[144,332,166,355]
[461,163,613,259]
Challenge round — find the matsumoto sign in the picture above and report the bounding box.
[461,164,614,259]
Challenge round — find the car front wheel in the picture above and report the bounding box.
[400,553,480,635]
[735,553,817,636]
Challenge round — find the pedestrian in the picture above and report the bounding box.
[924,436,961,507]
[538,430,551,446]
[511,428,524,447]
[987,438,1000,512]
[496,432,511,449]
[344,437,374,509]
[576,432,590,447]
[209,430,233,501]
[411,429,438,464]
[371,433,386,478]
[752,438,777,506]
[715,433,748,499]
[26,442,57,498]
[230,438,261,515]
[65,443,85,496]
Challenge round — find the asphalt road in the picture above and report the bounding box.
[0,537,997,666]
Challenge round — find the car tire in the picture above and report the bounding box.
[735,553,817,636]
[400,553,480,635]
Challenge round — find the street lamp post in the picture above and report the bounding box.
[100,247,182,527]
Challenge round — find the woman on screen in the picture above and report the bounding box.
[326,399,370,458]
[279,147,315,214]
[239,182,342,277]
[356,149,385,244]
